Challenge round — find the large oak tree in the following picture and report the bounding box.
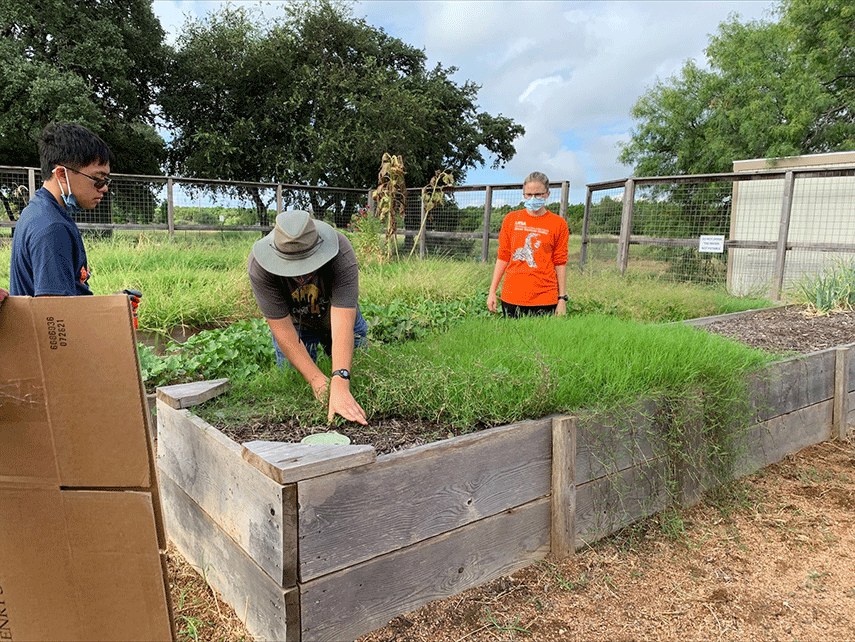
[0,0,167,174]
[160,0,524,226]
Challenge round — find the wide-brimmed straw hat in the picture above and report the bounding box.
[252,210,339,277]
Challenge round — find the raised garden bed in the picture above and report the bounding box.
[156,324,854,641]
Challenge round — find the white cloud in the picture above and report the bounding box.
[518,75,564,104]
[153,0,780,199]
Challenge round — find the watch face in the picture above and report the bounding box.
[333,368,350,380]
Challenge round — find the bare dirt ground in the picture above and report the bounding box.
[167,306,855,642]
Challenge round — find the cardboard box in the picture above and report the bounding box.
[0,295,174,641]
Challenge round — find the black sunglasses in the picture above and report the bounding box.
[64,166,112,189]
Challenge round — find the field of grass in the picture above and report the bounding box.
[0,230,773,334]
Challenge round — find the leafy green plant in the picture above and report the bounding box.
[138,318,273,388]
[347,206,386,265]
[791,258,855,313]
[360,293,490,344]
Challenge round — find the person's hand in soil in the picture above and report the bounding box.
[317,375,367,425]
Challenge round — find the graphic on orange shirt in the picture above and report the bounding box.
[511,232,541,267]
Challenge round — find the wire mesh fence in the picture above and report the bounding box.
[0,166,34,237]
[398,182,573,260]
[583,165,855,298]
[5,162,855,300]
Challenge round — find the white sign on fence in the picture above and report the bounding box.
[698,235,725,253]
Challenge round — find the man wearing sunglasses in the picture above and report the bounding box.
[9,122,115,297]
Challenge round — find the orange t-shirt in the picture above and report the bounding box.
[497,209,569,306]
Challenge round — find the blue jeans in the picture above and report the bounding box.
[273,307,368,368]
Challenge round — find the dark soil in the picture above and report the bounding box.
[223,415,455,457]
[690,305,855,355]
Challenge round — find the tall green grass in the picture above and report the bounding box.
[200,314,772,434]
[1,232,772,331]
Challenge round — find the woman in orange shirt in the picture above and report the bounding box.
[487,171,569,318]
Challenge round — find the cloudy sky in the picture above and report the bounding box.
[152,0,780,203]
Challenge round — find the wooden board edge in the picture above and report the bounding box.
[156,378,230,409]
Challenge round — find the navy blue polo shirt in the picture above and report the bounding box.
[9,187,92,296]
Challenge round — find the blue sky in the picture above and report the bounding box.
[152,0,780,203]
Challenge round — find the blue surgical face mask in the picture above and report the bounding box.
[54,167,80,212]
[524,196,547,212]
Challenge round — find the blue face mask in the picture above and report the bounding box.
[54,167,80,212]
[524,196,547,212]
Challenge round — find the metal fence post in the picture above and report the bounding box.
[481,186,493,262]
[771,170,795,301]
[28,168,36,199]
[276,183,283,218]
[617,178,635,275]
[166,177,175,238]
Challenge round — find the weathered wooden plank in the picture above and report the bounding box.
[575,456,671,547]
[748,351,834,421]
[159,471,298,642]
[834,346,849,440]
[575,397,669,485]
[844,344,855,391]
[242,440,376,483]
[735,399,832,476]
[156,378,229,409]
[156,400,295,586]
[672,404,711,508]
[299,498,551,642]
[848,390,855,438]
[551,416,576,557]
[297,416,553,581]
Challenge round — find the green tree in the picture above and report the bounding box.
[783,0,855,150]
[0,0,167,174]
[618,0,855,177]
[161,1,524,227]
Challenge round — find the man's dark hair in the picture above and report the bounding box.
[38,122,115,178]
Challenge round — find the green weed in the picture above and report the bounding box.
[176,614,206,642]
[538,561,590,592]
[659,507,687,540]
[804,569,829,592]
[482,607,531,637]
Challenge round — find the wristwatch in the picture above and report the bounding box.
[331,369,351,380]
[557,295,569,301]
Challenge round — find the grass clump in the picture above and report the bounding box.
[198,314,772,434]
[791,258,855,314]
